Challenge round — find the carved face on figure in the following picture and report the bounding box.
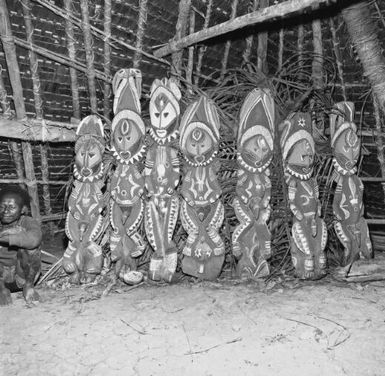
[185,128,215,165]
[150,93,178,139]
[112,119,141,162]
[75,138,104,181]
[333,129,360,172]
[287,139,314,176]
[241,134,272,169]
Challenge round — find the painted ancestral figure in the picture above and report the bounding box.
[109,68,146,285]
[232,88,274,278]
[179,96,225,280]
[64,115,106,283]
[330,101,372,266]
[281,112,327,279]
[144,78,181,282]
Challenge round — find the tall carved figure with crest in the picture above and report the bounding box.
[179,96,225,280]
[232,88,274,278]
[144,78,181,282]
[64,115,106,283]
[330,102,372,266]
[109,68,147,285]
[281,112,327,279]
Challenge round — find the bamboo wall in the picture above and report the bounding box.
[0,0,385,237]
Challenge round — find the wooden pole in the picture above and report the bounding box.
[257,0,269,74]
[21,0,52,222]
[0,117,76,142]
[195,0,213,86]
[103,0,112,120]
[0,64,25,184]
[133,0,149,68]
[220,0,239,80]
[186,8,195,94]
[64,0,81,119]
[172,0,192,77]
[372,95,385,197]
[277,26,284,72]
[154,0,334,58]
[329,17,346,100]
[312,18,323,90]
[80,0,98,113]
[0,0,40,219]
[242,0,259,63]
[297,23,304,79]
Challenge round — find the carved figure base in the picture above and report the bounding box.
[63,241,103,284]
[149,251,178,283]
[290,238,327,280]
[334,219,373,267]
[182,253,225,281]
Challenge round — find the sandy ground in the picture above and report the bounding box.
[1,274,385,376]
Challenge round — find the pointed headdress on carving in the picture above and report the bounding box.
[237,88,275,172]
[111,68,146,164]
[329,101,356,148]
[180,95,220,166]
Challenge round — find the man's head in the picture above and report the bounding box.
[0,186,30,225]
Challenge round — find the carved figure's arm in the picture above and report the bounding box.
[287,178,303,221]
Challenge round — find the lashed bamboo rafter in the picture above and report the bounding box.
[0,117,76,142]
[154,0,336,57]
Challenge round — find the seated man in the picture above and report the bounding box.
[0,186,42,305]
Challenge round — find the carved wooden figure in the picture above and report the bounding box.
[232,88,274,278]
[179,96,225,280]
[109,68,146,285]
[64,115,106,283]
[281,112,327,279]
[330,101,372,266]
[144,78,181,282]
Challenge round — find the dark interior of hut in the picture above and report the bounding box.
[1,0,385,374]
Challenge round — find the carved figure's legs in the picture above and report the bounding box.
[110,200,145,285]
[292,218,327,280]
[145,195,179,282]
[64,209,104,282]
[180,200,225,280]
[232,199,271,278]
[359,218,373,260]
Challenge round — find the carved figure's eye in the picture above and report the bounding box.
[201,144,205,148]
[163,112,169,118]
[118,137,123,142]
[155,113,160,118]
[89,152,95,158]
[191,143,196,147]
[126,136,131,141]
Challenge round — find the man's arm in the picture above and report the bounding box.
[8,217,42,250]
